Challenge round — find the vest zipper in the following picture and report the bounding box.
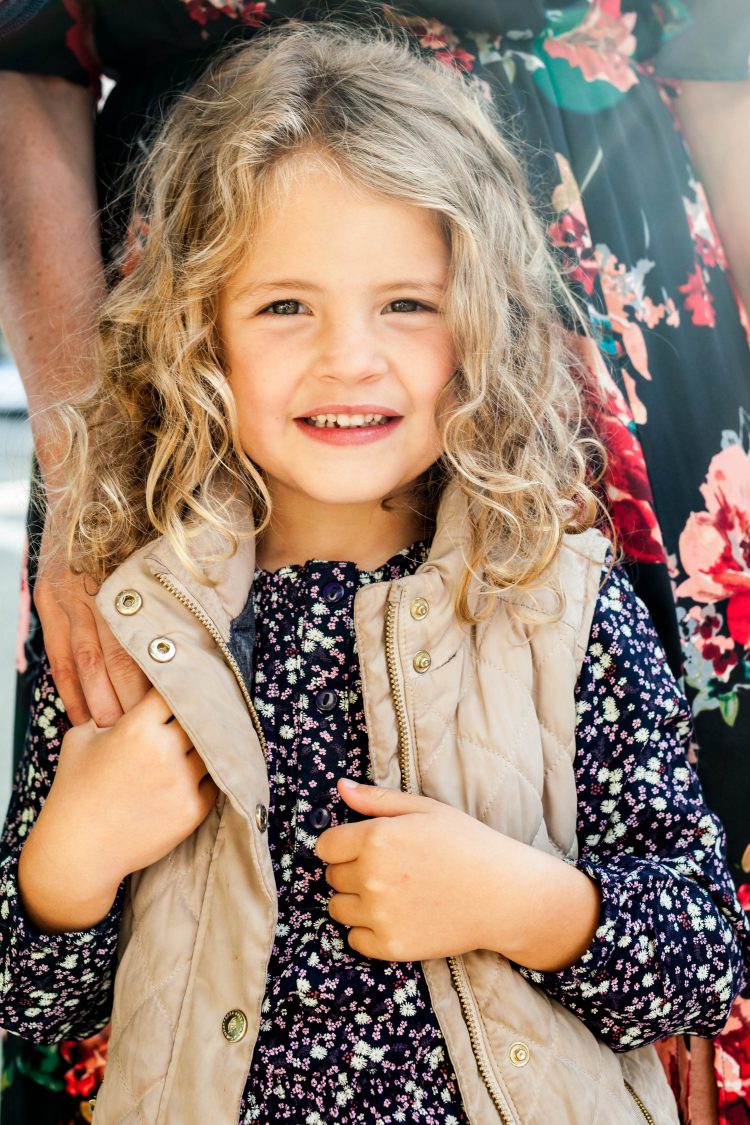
[623,1080,654,1124]
[154,572,269,763]
[384,596,516,1125]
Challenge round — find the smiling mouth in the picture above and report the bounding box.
[301,413,394,428]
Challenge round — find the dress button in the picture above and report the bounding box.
[222,1009,248,1042]
[315,688,338,713]
[115,589,142,616]
[321,581,345,604]
[412,650,431,673]
[508,1041,530,1067]
[410,597,429,620]
[148,637,176,663]
[309,806,331,831]
[255,803,268,832]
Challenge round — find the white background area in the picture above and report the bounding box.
[0,363,33,822]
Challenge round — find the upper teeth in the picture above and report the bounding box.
[306,413,389,427]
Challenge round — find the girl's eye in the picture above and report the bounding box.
[261,299,310,315]
[386,299,432,313]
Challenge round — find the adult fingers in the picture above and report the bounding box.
[68,607,124,728]
[35,579,90,725]
[94,606,150,716]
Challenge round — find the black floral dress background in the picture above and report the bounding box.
[2,1,750,1121]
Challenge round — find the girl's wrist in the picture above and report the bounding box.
[479,832,601,972]
[18,820,121,935]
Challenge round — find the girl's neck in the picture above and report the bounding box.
[254,489,432,572]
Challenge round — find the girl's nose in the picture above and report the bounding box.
[314,318,390,384]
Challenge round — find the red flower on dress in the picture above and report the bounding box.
[60,1029,109,1099]
[181,0,269,29]
[678,260,716,328]
[716,995,750,1125]
[677,444,750,646]
[433,46,475,73]
[567,333,665,564]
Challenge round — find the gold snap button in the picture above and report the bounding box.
[410,597,429,620]
[508,1041,530,1067]
[148,637,176,663]
[88,1098,97,1113]
[412,650,431,673]
[115,589,142,616]
[255,803,268,832]
[222,1008,248,1042]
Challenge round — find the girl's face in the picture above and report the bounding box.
[217,160,456,515]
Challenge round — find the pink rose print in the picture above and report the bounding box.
[679,260,716,328]
[181,0,269,29]
[543,0,638,93]
[677,443,750,647]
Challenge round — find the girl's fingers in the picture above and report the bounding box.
[129,686,179,727]
[186,746,211,781]
[327,892,366,929]
[315,821,366,864]
[323,860,360,895]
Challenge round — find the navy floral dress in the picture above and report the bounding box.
[2,1,750,1120]
[0,543,747,1124]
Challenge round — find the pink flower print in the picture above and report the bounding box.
[181,0,269,28]
[542,0,638,93]
[683,177,728,272]
[434,46,475,73]
[677,444,750,646]
[679,260,716,328]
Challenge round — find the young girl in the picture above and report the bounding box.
[2,21,748,1125]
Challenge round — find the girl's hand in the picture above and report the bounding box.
[318,779,601,970]
[18,688,219,934]
[316,778,510,962]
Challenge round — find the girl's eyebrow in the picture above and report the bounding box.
[230,278,446,302]
[232,279,324,301]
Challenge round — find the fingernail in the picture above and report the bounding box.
[339,778,358,790]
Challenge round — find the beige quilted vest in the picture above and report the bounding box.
[91,481,680,1125]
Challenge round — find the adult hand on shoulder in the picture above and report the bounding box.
[316,778,509,962]
[34,509,150,727]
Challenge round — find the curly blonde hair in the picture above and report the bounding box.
[64,19,601,624]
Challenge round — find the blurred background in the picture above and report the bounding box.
[0,330,32,820]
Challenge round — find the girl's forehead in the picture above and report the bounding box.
[225,158,449,289]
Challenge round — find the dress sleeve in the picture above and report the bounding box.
[648,0,750,81]
[0,0,99,91]
[518,563,750,1051]
[0,656,123,1044]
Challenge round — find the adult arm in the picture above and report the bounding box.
[675,80,750,316]
[0,72,148,725]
